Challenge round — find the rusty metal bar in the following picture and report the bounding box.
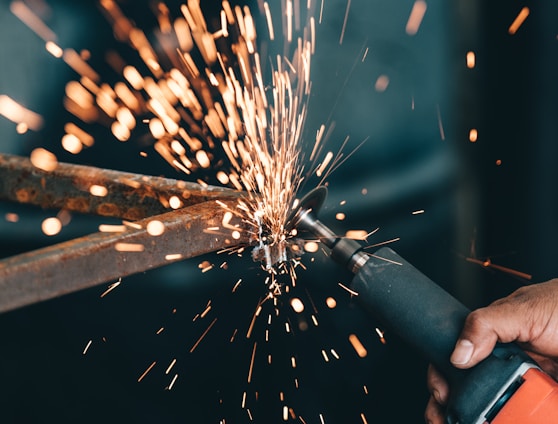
[0,199,252,313]
[0,153,242,220]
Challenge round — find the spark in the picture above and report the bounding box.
[166,373,179,391]
[89,184,108,197]
[436,104,445,140]
[466,51,476,69]
[9,0,57,42]
[348,334,367,358]
[508,7,529,35]
[146,220,165,236]
[325,297,337,308]
[247,342,257,383]
[165,253,183,261]
[469,128,478,142]
[406,0,427,36]
[466,257,532,280]
[41,217,62,236]
[137,361,157,382]
[165,359,176,375]
[100,278,122,298]
[5,213,19,223]
[338,282,358,296]
[82,339,93,355]
[114,242,145,252]
[411,210,425,215]
[339,0,352,45]
[99,224,126,232]
[190,317,218,353]
[290,298,305,313]
[364,237,400,250]
[374,75,390,92]
[29,148,57,172]
[375,327,387,344]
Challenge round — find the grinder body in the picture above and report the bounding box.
[352,247,558,424]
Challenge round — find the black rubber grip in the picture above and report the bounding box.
[351,247,532,424]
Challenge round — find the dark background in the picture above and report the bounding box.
[1,0,557,422]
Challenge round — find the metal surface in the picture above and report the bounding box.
[0,153,241,220]
[0,154,252,313]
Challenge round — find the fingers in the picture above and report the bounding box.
[426,364,449,404]
[451,279,558,369]
[450,307,499,368]
[425,365,448,424]
[425,395,445,424]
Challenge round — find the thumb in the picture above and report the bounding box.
[450,305,514,368]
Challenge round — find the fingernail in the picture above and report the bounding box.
[451,339,474,365]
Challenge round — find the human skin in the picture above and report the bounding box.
[424,278,558,423]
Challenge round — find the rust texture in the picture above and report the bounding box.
[0,153,242,220]
[0,199,253,313]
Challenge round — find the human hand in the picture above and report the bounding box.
[425,278,558,424]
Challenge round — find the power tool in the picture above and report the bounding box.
[290,186,558,424]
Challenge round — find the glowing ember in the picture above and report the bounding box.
[114,242,145,252]
[290,297,305,313]
[508,7,530,35]
[325,297,337,309]
[348,334,368,358]
[406,0,427,36]
[41,217,62,236]
[89,184,108,197]
[466,51,476,69]
[469,128,478,143]
[30,148,57,172]
[146,220,165,236]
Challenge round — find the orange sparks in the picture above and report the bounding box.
[290,298,305,313]
[190,317,218,353]
[146,220,165,236]
[167,374,179,391]
[304,241,319,253]
[325,297,337,309]
[339,0,352,45]
[89,184,108,197]
[466,257,532,280]
[374,75,390,92]
[0,95,44,131]
[41,217,62,236]
[137,361,157,382]
[99,224,126,232]
[165,253,183,261]
[338,282,359,296]
[82,340,93,355]
[10,0,57,42]
[349,334,368,358]
[406,0,427,36]
[466,51,476,69]
[508,7,529,35]
[247,342,257,383]
[5,213,19,223]
[61,133,83,154]
[375,328,387,344]
[45,41,63,58]
[114,242,145,252]
[100,279,122,298]
[30,148,58,172]
[345,230,368,240]
[469,128,478,143]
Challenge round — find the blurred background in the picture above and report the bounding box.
[0,0,557,422]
